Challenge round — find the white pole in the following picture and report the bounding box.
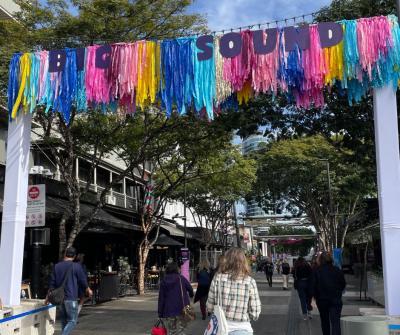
[0,114,32,306]
[373,86,400,316]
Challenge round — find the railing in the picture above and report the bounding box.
[79,183,138,212]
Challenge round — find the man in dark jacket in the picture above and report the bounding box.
[47,247,92,335]
[158,262,194,335]
[312,252,346,335]
[265,258,274,287]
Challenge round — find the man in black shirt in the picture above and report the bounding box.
[264,258,274,287]
[47,247,92,335]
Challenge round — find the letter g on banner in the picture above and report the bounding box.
[220,32,243,58]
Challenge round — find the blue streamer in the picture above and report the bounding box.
[7,53,21,119]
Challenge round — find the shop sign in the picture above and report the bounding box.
[26,184,45,227]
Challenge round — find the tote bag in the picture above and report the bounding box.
[204,277,228,335]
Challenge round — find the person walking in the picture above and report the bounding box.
[264,258,274,287]
[312,252,346,335]
[207,248,261,335]
[293,257,313,320]
[281,259,291,290]
[158,262,194,335]
[47,247,92,335]
[194,259,212,320]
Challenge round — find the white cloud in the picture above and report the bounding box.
[189,0,332,32]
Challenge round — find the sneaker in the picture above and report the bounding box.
[303,314,308,321]
[308,312,312,319]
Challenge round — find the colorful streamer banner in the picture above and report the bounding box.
[7,15,400,122]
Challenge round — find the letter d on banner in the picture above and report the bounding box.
[318,22,343,48]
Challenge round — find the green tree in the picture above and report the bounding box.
[254,135,374,252]
[169,146,257,250]
[1,0,210,294]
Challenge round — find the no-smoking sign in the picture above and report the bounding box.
[28,186,40,200]
[26,184,46,227]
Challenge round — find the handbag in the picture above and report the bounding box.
[47,263,74,305]
[151,319,167,335]
[204,276,228,335]
[179,276,196,322]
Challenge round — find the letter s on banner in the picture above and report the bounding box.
[318,22,344,48]
[196,35,214,61]
[253,28,278,55]
[49,50,66,72]
[95,45,112,69]
[219,32,243,58]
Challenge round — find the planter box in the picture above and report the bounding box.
[367,272,385,306]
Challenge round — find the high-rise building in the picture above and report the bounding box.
[242,134,269,217]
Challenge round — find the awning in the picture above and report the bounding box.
[161,223,192,238]
[153,234,183,247]
[46,196,142,231]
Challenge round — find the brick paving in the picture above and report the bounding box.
[55,273,378,335]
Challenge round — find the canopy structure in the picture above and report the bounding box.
[7,15,400,122]
[153,234,183,247]
[2,13,400,318]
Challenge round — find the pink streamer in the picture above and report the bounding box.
[252,30,279,94]
[85,45,111,104]
[223,30,255,91]
[357,16,393,79]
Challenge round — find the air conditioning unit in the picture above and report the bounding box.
[42,168,54,177]
[29,166,44,174]
[105,195,116,205]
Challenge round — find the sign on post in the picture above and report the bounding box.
[26,184,46,228]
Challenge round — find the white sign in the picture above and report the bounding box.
[26,184,45,227]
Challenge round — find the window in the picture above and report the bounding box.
[97,167,110,188]
[78,160,93,184]
[125,179,137,198]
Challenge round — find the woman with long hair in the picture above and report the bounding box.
[194,259,212,320]
[312,252,346,335]
[293,257,313,320]
[207,248,261,335]
[158,262,194,335]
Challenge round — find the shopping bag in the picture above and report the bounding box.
[204,305,228,335]
[151,319,167,335]
[204,278,228,335]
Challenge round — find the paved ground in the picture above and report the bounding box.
[55,273,378,335]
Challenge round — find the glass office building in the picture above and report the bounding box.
[242,134,269,217]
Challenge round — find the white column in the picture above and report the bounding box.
[123,177,127,208]
[373,86,400,316]
[94,167,97,193]
[0,114,32,306]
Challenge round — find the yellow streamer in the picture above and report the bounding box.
[237,81,253,105]
[12,53,31,119]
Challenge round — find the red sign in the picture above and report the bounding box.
[28,186,40,200]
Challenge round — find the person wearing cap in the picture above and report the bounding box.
[47,247,92,335]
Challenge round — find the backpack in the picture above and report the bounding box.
[47,263,73,305]
[282,263,290,275]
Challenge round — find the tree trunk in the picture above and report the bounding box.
[58,213,68,260]
[137,238,150,295]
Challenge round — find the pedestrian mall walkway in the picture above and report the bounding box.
[57,273,381,335]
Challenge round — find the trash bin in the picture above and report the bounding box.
[341,316,389,335]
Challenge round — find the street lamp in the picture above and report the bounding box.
[318,159,333,216]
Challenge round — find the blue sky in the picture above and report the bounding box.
[187,0,332,32]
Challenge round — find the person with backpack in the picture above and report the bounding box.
[264,258,274,287]
[158,262,194,335]
[312,252,346,335]
[47,247,92,335]
[194,259,212,320]
[206,248,261,335]
[281,259,291,290]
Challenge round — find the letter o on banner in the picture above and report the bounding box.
[95,45,112,69]
[219,32,243,58]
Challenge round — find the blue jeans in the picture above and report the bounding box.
[229,331,253,335]
[59,300,79,335]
